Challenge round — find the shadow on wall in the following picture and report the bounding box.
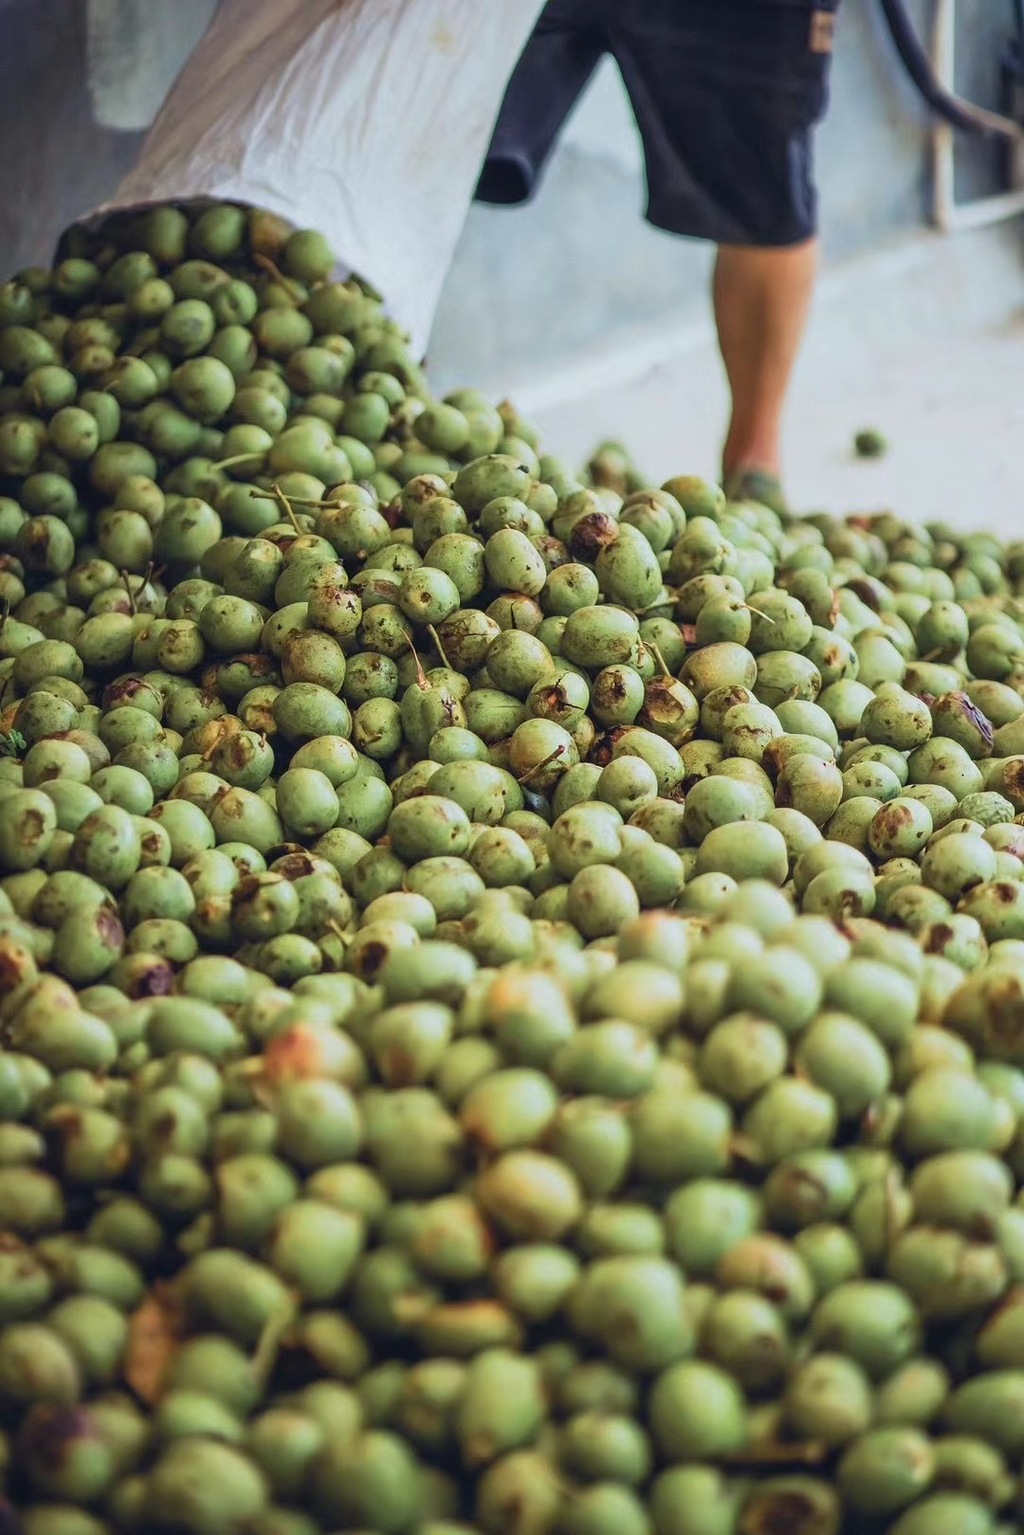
[85,0,219,132]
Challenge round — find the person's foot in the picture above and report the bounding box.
[723,466,789,515]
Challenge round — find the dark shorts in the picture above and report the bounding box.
[475,0,839,247]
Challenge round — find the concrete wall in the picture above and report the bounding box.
[0,0,143,282]
[0,0,1016,389]
[0,0,214,279]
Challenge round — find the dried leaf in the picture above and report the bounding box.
[251,1296,299,1388]
[125,1282,185,1405]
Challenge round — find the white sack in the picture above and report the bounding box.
[90,0,546,357]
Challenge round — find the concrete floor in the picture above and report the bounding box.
[511,226,1024,537]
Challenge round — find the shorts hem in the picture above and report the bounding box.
[644,199,819,249]
[475,154,537,207]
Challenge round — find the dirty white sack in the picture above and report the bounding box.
[90,0,545,357]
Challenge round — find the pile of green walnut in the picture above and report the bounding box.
[2,205,1024,1535]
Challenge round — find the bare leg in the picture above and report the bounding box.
[713,238,818,487]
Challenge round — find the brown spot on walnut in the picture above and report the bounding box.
[740,1490,824,1535]
[0,937,34,993]
[19,1404,95,1473]
[357,941,387,980]
[22,810,45,846]
[569,513,619,562]
[272,853,315,881]
[133,961,174,998]
[95,905,125,948]
[846,578,881,611]
[923,923,954,953]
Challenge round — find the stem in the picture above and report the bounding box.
[210,451,264,472]
[268,482,302,534]
[248,487,334,510]
[517,744,565,785]
[649,642,672,680]
[742,604,775,624]
[724,1440,827,1468]
[402,632,429,691]
[884,1171,905,1250]
[250,1298,296,1390]
[427,624,452,671]
[121,570,137,615]
[728,1131,763,1167]
[252,252,305,303]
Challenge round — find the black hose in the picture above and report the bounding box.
[878,0,1022,140]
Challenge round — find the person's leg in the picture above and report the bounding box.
[610,1,838,506]
[714,236,819,487]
